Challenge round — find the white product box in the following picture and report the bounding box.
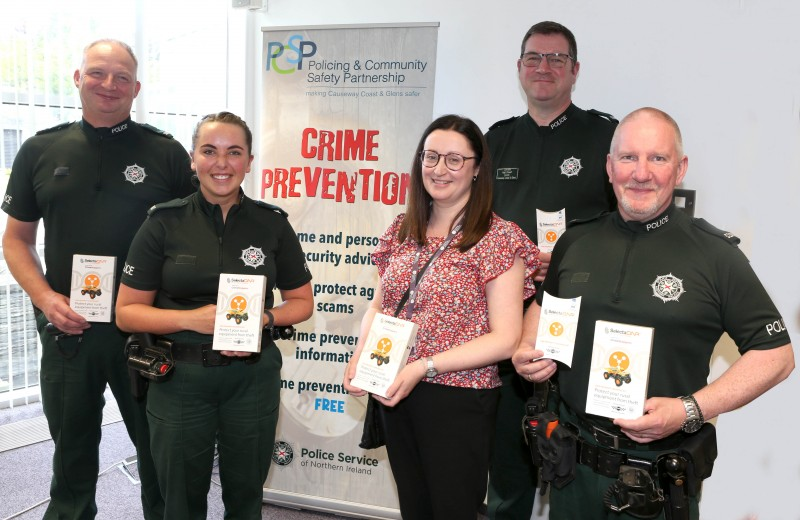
[69,254,116,322]
[350,313,419,399]
[213,274,267,353]
[585,320,654,420]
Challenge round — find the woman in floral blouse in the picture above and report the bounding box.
[344,114,540,519]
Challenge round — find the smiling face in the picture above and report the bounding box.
[517,32,579,114]
[420,129,478,211]
[607,111,688,222]
[191,121,254,210]
[73,41,140,128]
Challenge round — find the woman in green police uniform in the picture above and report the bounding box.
[116,111,313,520]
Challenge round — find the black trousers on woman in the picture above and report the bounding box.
[379,381,500,520]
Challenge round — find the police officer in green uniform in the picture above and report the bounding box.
[485,21,616,520]
[116,111,314,520]
[1,40,192,519]
[513,108,794,519]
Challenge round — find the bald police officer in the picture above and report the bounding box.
[513,107,794,520]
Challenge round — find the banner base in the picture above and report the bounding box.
[263,488,400,519]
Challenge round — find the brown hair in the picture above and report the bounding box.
[398,114,493,252]
[191,111,253,155]
[520,21,578,71]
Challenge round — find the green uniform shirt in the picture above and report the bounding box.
[486,103,617,241]
[2,118,194,296]
[539,205,791,429]
[121,190,312,344]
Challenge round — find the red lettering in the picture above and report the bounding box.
[366,130,379,161]
[336,171,356,203]
[358,168,375,200]
[299,127,380,162]
[319,131,335,161]
[321,168,336,199]
[344,130,365,160]
[381,172,399,205]
[303,166,322,197]
[273,168,289,198]
[261,169,273,199]
[300,128,316,159]
[398,172,410,205]
[372,170,381,201]
[288,166,302,197]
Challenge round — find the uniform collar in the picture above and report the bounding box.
[525,103,577,135]
[613,204,677,234]
[80,117,134,139]
[196,188,246,216]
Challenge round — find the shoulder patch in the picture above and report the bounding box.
[35,122,74,136]
[587,109,618,124]
[566,210,610,228]
[147,198,188,216]
[692,218,740,245]
[488,115,518,132]
[140,123,174,139]
[253,199,289,218]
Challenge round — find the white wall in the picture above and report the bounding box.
[231,2,800,518]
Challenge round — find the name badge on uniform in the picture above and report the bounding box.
[54,167,70,176]
[495,167,519,181]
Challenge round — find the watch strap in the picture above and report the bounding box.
[679,394,704,431]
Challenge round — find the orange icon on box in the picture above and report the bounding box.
[80,274,102,299]
[370,337,392,366]
[549,322,564,336]
[225,295,249,324]
[545,230,558,243]
[603,351,632,386]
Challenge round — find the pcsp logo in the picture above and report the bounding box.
[266,34,317,74]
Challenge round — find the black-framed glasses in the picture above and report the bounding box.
[420,150,476,171]
[519,52,573,69]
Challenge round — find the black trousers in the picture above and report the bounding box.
[379,381,499,520]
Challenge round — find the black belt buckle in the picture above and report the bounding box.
[201,345,231,367]
[593,425,625,450]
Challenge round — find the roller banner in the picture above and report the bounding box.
[257,23,439,518]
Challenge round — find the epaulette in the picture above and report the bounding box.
[692,218,740,246]
[587,109,618,124]
[488,115,518,132]
[253,199,288,218]
[35,122,74,136]
[566,210,609,228]
[147,198,188,216]
[140,123,174,139]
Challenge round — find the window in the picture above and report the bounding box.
[0,0,229,405]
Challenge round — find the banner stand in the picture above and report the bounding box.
[256,22,439,517]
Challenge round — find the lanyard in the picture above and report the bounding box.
[400,222,462,320]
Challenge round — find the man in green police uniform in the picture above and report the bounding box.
[1,39,193,519]
[512,107,794,519]
[485,21,617,519]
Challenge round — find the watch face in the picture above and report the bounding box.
[682,420,703,434]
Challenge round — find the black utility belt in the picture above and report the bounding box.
[523,406,718,519]
[171,341,261,366]
[576,419,687,452]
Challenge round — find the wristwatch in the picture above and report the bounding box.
[424,356,438,378]
[679,395,704,433]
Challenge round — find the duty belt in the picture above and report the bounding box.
[585,422,686,452]
[170,342,261,366]
[569,423,685,478]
